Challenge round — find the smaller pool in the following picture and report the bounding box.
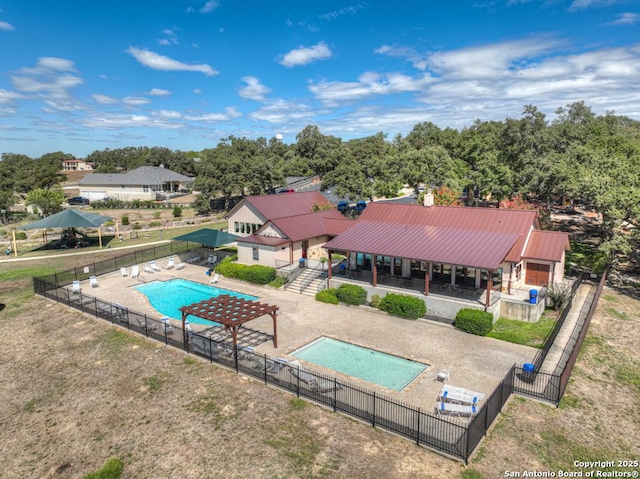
[291,337,428,391]
[134,279,258,326]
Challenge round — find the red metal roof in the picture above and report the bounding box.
[523,230,570,262]
[357,203,538,263]
[231,191,331,221]
[324,221,520,270]
[269,209,348,242]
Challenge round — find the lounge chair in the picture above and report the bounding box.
[161,317,174,334]
[90,276,99,288]
[288,360,342,393]
[121,267,128,277]
[175,262,186,270]
[440,385,485,404]
[144,266,155,274]
[71,280,81,294]
[131,265,139,278]
[164,258,175,269]
[435,367,451,383]
[150,261,162,272]
[435,401,477,418]
[210,273,219,285]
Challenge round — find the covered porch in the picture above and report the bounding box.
[327,252,503,311]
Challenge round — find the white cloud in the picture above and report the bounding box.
[184,107,242,122]
[154,110,182,119]
[11,57,83,100]
[568,0,620,11]
[0,21,15,31]
[319,4,368,20]
[309,71,435,105]
[278,42,332,67]
[200,0,219,13]
[83,113,185,129]
[145,88,171,96]
[374,45,429,70]
[123,96,151,106]
[193,88,203,94]
[238,76,271,101]
[92,94,119,104]
[126,47,218,76]
[249,99,314,123]
[605,12,639,25]
[0,89,24,104]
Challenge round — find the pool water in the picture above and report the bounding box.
[292,337,428,391]
[134,279,258,326]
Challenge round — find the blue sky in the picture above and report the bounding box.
[1,0,639,157]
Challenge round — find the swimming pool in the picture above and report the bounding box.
[291,337,428,391]
[134,279,258,325]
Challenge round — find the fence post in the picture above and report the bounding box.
[372,392,376,427]
[333,379,337,412]
[263,355,267,384]
[415,407,421,445]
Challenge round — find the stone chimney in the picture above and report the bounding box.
[423,190,434,207]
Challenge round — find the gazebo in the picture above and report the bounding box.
[12,209,115,256]
[179,294,279,351]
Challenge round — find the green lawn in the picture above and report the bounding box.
[487,313,556,348]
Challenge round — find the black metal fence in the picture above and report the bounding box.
[31,253,607,463]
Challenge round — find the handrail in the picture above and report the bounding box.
[299,261,325,293]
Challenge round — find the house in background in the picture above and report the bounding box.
[78,166,193,201]
[62,159,93,171]
[225,191,353,267]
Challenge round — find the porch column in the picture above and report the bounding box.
[450,265,456,285]
[485,270,493,311]
[372,254,377,287]
[271,308,278,348]
[508,264,513,295]
[327,251,332,280]
[289,242,293,265]
[424,262,430,296]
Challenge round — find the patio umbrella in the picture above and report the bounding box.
[172,228,241,249]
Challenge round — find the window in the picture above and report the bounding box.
[515,264,522,281]
[252,247,259,261]
[234,222,239,233]
[143,185,149,192]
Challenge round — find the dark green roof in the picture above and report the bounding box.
[19,209,113,229]
[172,228,240,248]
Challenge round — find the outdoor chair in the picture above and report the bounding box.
[90,276,99,288]
[150,261,162,272]
[120,267,128,277]
[440,385,485,404]
[144,266,155,274]
[131,265,139,278]
[435,401,477,419]
[210,273,219,284]
[176,262,186,270]
[71,280,81,294]
[288,360,341,393]
[164,258,175,269]
[435,367,450,383]
[161,317,174,334]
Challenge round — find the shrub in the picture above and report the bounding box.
[454,308,494,336]
[370,294,381,309]
[14,231,27,240]
[147,221,162,227]
[378,293,426,320]
[335,283,367,306]
[153,211,161,219]
[214,255,275,285]
[547,283,571,311]
[268,275,288,288]
[121,215,129,226]
[132,222,142,230]
[173,206,182,218]
[316,289,339,304]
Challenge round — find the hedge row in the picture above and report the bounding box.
[378,293,426,320]
[454,308,494,336]
[215,255,276,285]
[315,284,367,306]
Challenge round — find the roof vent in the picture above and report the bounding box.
[423,190,434,207]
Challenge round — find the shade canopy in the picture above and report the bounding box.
[18,209,113,230]
[172,228,241,248]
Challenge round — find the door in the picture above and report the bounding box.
[525,262,550,286]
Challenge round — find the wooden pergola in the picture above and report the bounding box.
[179,294,279,350]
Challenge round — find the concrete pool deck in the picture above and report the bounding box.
[78,260,536,412]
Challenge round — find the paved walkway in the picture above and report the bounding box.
[65,256,536,412]
[541,283,595,373]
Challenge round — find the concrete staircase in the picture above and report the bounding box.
[286,268,327,297]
